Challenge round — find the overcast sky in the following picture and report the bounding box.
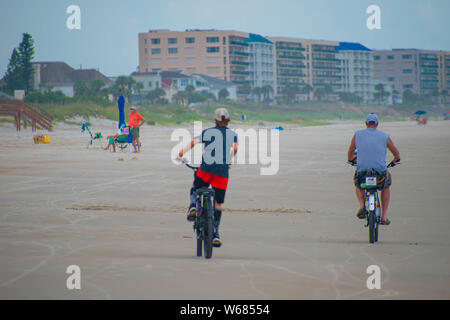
[1,0,449,77]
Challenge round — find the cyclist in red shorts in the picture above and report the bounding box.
[177,108,238,247]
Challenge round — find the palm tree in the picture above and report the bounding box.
[252,87,262,103]
[185,84,195,104]
[261,85,274,105]
[302,84,313,101]
[314,87,326,101]
[283,85,300,105]
[440,89,448,104]
[173,91,187,105]
[218,88,229,101]
[323,84,333,101]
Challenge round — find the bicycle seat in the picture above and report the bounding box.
[195,188,215,197]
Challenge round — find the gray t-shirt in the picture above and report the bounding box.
[355,128,389,172]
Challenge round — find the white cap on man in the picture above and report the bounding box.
[214,108,230,121]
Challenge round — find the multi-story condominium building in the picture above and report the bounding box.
[267,37,307,98]
[140,29,278,99]
[439,51,450,100]
[245,33,275,100]
[373,49,440,97]
[139,29,248,81]
[335,42,373,103]
[268,37,342,101]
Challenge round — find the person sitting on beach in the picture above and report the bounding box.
[177,108,238,247]
[104,124,128,152]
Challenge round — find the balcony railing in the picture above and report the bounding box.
[278,73,306,77]
[230,41,248,46]
[278,55,305,60]
[229,51,249,56]
[231,71,249,75]
[231,61,249,66]
[276,46,305,51]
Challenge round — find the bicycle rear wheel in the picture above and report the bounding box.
[368,211,376,244]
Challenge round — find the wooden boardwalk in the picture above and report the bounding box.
[0,99,52,131]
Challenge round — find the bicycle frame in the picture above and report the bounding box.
[183,161,216,259]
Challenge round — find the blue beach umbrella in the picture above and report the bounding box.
[414,110,427,115]
[118,95,125,128]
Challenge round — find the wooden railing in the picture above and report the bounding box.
[0,99,52,131]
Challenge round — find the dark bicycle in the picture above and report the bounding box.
[348,159,400,243]
[182,160,216,259]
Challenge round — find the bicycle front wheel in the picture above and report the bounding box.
[203,201,214,259]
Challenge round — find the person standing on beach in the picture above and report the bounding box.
[128,106,145,153]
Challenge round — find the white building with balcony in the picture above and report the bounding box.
[335,42,373,103]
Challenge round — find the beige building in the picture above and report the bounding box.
[138,29,249,83]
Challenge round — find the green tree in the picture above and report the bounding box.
[283,85,300,105]
[252,87,262,103]
[4,48,22,92]
[146,88,165,104]
[88,78,105,96]
[323,84,333,101]
[74,81,89,96]
[314,87,326,101]
[185,84,195,104]
[218,88,229,101]
[302,84,313,101]
[17,33,35,93]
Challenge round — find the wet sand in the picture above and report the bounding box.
[0,120,449,299]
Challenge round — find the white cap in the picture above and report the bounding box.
[214,108,230,121]
[130,106,137,110]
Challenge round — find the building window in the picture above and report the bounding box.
[148,81,152,88]
[151,38,160,45]
[144,39,147,44]
[403,69,413,74]
[206,47,220,53]
[151,48,160,55]
[185,37,195,44]
[181,79,188,86]
[388,77,395,82]
[168,38,177,44]
[168,48,178,54]
[402,55,412,59]
[387,55,394,60]
[223,37,226,45]
[206,37,219,43]
[403,84,413,89]
[374,55,380,60]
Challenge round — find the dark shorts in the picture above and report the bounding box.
[194,169,228,204]
[354,170,392,190]
[130,127,140,139]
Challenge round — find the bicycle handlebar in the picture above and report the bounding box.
[178,158,199,171]
[347,158,401,168]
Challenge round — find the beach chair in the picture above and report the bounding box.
[112,134,133,152]
[81,122,103,149]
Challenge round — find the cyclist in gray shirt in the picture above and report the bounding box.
[347,113,400,226]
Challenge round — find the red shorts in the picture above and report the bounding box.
[196,169,229,190]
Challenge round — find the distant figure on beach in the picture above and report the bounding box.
[128,106,145,153]
[104,123,128,152]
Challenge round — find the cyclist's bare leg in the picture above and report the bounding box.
[380,188,390,221]
[355,187,365,208]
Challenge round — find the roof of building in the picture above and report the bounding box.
[191,74,235,89]
[33,62,112,85]
[245,33,272,44]
[335,42,371,52]
[159,70,190,79]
